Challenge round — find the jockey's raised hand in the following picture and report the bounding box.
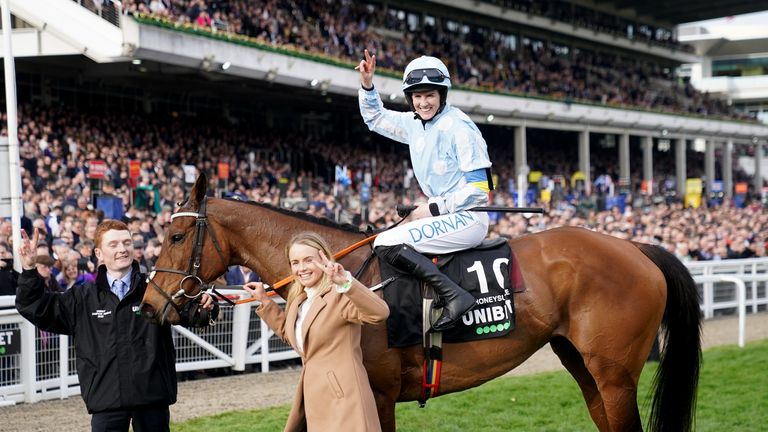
[355,49,376,89]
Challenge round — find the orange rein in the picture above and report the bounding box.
[234,233,378,304]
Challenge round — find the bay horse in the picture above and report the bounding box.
[141,174,701,432]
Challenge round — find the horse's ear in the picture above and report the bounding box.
[188,172,208,207]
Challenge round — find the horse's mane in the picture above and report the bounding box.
[220,197,364,234]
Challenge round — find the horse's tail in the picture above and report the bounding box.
[634,243,701,432]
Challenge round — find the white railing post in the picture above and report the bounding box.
[231,300,250,371]
[260,318,270,372]
[730,277,746,348]
[750,262,758,314]
[702,265,713,319]
[19,319,37,403]
[59,334,68,399]
[693,275,747,348]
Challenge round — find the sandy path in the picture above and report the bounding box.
[1,313,766,431]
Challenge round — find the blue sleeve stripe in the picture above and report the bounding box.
[465,169,490,192]
[464,169,488,183]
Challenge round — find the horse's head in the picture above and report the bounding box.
[140,173,231,325]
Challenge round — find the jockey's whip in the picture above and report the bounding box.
[396,204,545,218]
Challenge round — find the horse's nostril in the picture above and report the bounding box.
[140,303,156,319]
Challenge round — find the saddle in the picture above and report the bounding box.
[379,237,525,348]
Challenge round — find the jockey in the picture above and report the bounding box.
[356,50,493,331]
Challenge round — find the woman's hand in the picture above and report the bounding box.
[243,282,272,303]
[316,250,349,286]
[355,49,376,89]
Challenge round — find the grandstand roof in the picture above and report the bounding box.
[598,0,766,24]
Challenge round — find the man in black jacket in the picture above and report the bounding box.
[15,220,218,432]
[0,241,18,297]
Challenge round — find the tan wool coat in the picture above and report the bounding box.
[257,279,390,432]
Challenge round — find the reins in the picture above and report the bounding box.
[152,199,414,311]
[232,205,419,304]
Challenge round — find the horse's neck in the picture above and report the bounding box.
[221,202,365,282]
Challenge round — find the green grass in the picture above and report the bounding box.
[172,340,768,431]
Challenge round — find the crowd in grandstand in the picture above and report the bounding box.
[116,0,747,119]
[482,0,689,51]
[1,101,766,296]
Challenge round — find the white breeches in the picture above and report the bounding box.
[374,211,489,255]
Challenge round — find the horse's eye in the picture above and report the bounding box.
[171,233,184,243]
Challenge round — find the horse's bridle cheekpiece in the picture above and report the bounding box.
[147,197,231,323]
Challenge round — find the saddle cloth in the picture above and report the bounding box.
[381,238,525,347]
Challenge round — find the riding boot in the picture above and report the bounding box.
[375,244,476,332]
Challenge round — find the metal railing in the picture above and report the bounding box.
[693,275,747,347]
[686,257,768,317]
[70,0,122,27]
[0,290,299,405]
[1,257,768,405]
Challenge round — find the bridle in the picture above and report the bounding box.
[146,197,229,322]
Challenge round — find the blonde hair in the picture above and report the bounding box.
[285,232,335,309]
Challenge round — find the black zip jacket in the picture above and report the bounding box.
[15,261,177,413]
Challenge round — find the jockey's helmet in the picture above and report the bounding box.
[401,56,451,117]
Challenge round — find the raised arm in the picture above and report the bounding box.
[356,49,412,144]
[15,229,77,335]
[355,48,376,90]
[317,251,389,324]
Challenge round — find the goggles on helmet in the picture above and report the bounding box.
[404,68,447,86]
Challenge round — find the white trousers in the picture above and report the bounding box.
[374,211,489,255]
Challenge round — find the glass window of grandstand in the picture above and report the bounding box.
[713,57,768,77]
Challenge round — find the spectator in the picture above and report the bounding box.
[56,259,93,291]
[224,265,260,286]
[131,236,150,273]
[144,238,163,268]
[0,242,18,296]
[35,255,61,293]
[15,223,219,432]
[75,239,97,270]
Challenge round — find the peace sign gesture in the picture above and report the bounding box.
[355,49,376,89]
[18,228,40,271]
[316,250,349,286]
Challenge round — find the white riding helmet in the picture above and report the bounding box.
[401,56,452,92]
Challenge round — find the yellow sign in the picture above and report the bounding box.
[686,178,702,194]
[529,171,542,183]
[685,178,703,208]
[684,194,701,208]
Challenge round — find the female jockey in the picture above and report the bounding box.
[356,50,493,332]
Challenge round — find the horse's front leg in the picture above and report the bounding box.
[374,390,398,432]
[367,349,402,432]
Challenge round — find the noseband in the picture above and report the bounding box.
[147,197,228,321]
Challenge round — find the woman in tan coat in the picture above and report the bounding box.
[243,232,389,432]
